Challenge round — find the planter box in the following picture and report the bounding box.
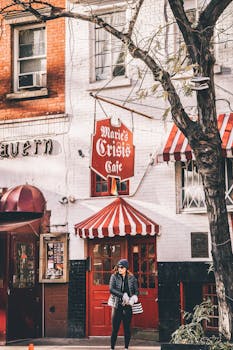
[161,344,210,350]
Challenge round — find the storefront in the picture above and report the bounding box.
[0,184,45,345]
[75,197,160,336]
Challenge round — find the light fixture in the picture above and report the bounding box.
[78,149,85,158]
[190,76,210,91]
[59,196,68,205]
[68,195,76,203]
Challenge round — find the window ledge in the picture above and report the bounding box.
[88,77,132,91]
[6,88,48,100]
[181,207,207,214]
[181,204,233,214]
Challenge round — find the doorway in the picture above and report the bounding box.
[0,231,42,342]
[87,235,158,336]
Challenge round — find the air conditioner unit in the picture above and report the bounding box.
[18,72,47,89]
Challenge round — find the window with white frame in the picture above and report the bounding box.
[180,159,233,210]
[224,158,233,205]
[95,11,126,81]
[14,24,46,91]
[181,161,205,210]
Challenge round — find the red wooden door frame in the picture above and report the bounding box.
[86,235,159,335]
[179,281,185,325]
[7,232,41,341]
[0,232,9,345]
[128,235,159,329]
[87,237,127,336]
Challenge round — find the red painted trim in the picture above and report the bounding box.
[85,269,89,337]
[91,171,129,197]
[180,281,185,325]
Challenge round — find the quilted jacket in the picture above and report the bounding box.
[108,272,139,308]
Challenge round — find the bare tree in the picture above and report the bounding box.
[1,0,233,340]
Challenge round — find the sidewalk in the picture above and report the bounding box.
[2,337,161,350]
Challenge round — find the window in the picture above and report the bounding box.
[191,232,209,258]
[91,171,129,197]
[181,161,205,210]
[179,159,233,211]
[14,24,46,91]
[203,283,219,332]
[92,242,121,285]
[95,11,126,81]
[13,242,35,288]
[225,158,233,205]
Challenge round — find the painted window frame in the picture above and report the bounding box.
[91,170,129,197]
[176,159,233,212]
[88,1,131,88]
[94,10,126,82]
[13,23,47,93]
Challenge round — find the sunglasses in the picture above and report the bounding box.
[118,265,125,269]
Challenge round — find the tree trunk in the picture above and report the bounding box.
[191,125,233,340]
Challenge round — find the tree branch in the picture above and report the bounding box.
[198,0,233,36]
[12,0,48,20]
[168,0,199,63]
[127,0,144,38]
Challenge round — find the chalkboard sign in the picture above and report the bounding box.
[39,233,68,283]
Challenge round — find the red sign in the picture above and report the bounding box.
[91,118,135,181]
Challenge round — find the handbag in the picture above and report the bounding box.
[107,294,115,307]
[131,302,143,314]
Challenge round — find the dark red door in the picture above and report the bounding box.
[129,236,159,329]
[88,237,126,336]
[7,232,42,340]
[88,235,159,335]
[0,233,7,345]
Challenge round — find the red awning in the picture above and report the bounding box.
[75,197,159,238]
[0,218,41,235]
[0,184,46,213]
[158,113,233,162]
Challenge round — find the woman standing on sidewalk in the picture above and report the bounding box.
[108,259,139,350]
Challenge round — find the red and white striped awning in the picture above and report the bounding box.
[75,197,159,239]
[158,113,233,162]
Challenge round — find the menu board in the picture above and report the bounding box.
[39,233,68,283]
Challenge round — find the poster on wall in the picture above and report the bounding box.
[39,232,69,283]
[91,118,135,181]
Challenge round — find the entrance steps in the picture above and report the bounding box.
[132,328,159,341]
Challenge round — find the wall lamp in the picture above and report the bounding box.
[78,149,85,158]
[59,196,76,204]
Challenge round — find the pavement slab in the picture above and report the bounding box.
[2,337,161,350]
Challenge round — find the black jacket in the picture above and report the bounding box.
[109,272,138,308]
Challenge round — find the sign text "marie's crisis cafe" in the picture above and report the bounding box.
[91,118,135,181]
